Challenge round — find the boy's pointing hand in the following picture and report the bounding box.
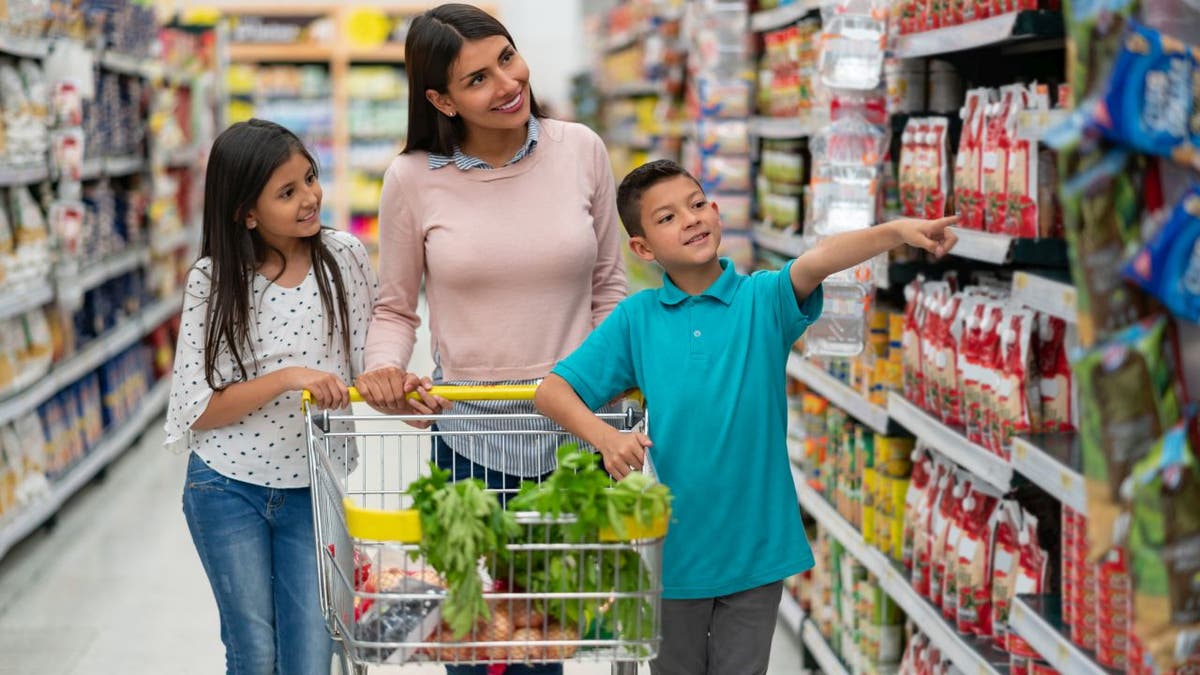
[895,215,959,259]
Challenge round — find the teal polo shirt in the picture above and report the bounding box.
[552,258,823,599]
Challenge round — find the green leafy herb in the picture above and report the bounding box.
[406,463,519,638]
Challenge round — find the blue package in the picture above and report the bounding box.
[1094,22,1200,171]
[1122,186,1200,322]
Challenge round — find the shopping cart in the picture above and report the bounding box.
[303,385,666,674]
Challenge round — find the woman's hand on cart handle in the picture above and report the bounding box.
[354,367,452,422]
[290,368,350,410]
[598,427,652,480]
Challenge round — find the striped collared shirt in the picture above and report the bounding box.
[427,116,541,170]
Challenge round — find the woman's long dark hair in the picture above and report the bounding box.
[198,119,352,391]
[403,3,546,156]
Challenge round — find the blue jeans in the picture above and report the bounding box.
[182,452,333,675]
[433,435,562,675]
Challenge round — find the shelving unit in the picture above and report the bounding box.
[779,587,852,675]
[754,223,807,259]
[0,376,173,561]
[790,461,1009,675]
[947,227,1069,267]
[0,17,211,563]
[1010,271,1077,323]
[1011,435,1087,514]
[749,116,820,140]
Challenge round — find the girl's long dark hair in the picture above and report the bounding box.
[403,3,546,156]
[198,119,351,391]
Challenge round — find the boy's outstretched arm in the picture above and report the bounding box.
[790,216,959,298]
[535,374,651,480]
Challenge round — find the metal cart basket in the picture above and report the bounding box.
[303,385,666,674]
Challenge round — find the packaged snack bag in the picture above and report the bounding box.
[941,476,972,621]
[1129,417,1200,674]
[1058,149,1145,348]
[1073,316,1181,559]
[903,447,935,573]
[1093,22,1200,172]
[926,117,952,219]
[1003,85,1043,238]
[1122,185,1200,324]
[960,300,986,442]
[931,469,965,611]
[902,278,928,404]
[900,119,923,218]
[990,499,1024,651]
[981,89,1015,232]
[980,304,1007,455]
[921,282,952,414]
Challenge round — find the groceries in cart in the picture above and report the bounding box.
[307,384,671,672]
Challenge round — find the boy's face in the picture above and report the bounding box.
[629,174,722,269]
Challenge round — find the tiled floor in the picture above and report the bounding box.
[0,296,805,674]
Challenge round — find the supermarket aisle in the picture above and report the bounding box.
[0,295,804,675]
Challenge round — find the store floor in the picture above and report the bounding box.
[0,296,803,674]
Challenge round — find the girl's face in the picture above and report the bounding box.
[426,35,531,135]
[246,151,322,247]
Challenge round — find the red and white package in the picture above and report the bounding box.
[941,474,973,620]
[900,119,923,218]
[954,89,990,230]
[981,86,1024,233]
[1002,84,1043,238]
[903,447,936,574]
[921,282,952,414]
[997,309,1038,459]
[931,469,966,613]
[903,278,929,404]
[956,481,1003,636]
[1008,512,1047,658]
[927,117,952,219]
[990,500,1023,651]
[976,303,1005,452]
[1037,314,1073,432]
[915,459,952,599]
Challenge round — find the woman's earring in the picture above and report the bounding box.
[447,111,457,117]
[247,219,257,229]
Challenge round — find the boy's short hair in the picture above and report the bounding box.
[616,159,704,238]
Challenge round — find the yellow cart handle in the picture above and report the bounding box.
[303,384,538,407]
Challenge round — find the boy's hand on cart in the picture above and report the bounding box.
[290,368,350,410]
[598,428,652,480]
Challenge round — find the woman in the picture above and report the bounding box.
[355,6,626,673]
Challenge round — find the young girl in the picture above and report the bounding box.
[165,119,379,675]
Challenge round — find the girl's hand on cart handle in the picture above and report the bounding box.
[290,368,350,410]
[599,428,651,480]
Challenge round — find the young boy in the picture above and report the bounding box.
[534,159,957,675]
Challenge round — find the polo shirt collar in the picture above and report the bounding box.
[428,116,540,170]
[657,258,739,306]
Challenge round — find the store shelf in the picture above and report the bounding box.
[947,227,1068,266]
[63,246,152,299]
[802,621,851,675]
[605,81,665,99]
[150,227,198,255]
[228,43,335,62]
[1011,271,1077,322]
[887,393,1013,492]
[893,11,1065,58]
[80,157,104,181]
[0,376,172,562]
[100,51,156,78]
[162,146,200,169]
[790,463,1008,675]
[0,280,54,322]
[604,29,642,53]
[753,223,807,258]
[0,164,50,186]
[787,353,893,435]
[0,296,179,430]
[749,115,819,139]
[1011,435,1086,514]
[779,591,805,639]
[347,44,406,62]
[1009,596,1118,675]
[104,155,147,177]
[0,32,51,59]
[750,0,821,32]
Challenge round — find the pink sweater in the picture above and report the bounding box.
[365,118,627,381]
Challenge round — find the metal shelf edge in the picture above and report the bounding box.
[887,393,1013,492]
[787,353,891,435]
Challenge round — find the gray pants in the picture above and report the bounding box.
[650,581,784,675]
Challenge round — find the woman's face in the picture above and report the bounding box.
[427,35,531,134]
